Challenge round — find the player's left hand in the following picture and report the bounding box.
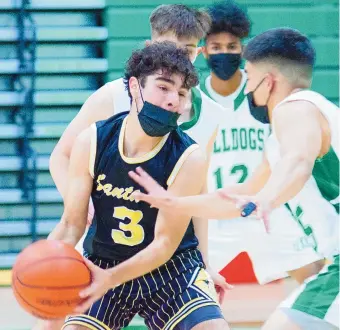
[206,266,233,305]
[128,167,175,211]
[218,191,272,233]
[75,258,113,313]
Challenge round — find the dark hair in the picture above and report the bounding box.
[123,42,199,101]
[150,4,211,40]
[206,0,251,39]
[243,28,315,84]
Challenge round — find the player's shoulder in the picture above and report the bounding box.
[167,128,203,164]
[197,88,225,114]
[105,78,130,114]
[185,144,206,166]
[166,136,205,187]
[105,77,125,91]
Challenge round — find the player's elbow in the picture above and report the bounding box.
[49,143,68,172]
[154,236,177,264]
[288,153,314,179]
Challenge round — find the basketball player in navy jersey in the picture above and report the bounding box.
[47,42,228,330]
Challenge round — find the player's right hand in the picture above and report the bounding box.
[128,167,175,211]
[206,266,233,305]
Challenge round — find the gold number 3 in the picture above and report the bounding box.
[111,206,144,246]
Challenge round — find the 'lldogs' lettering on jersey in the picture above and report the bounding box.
[96,174,140,203]
[214,127,265,153]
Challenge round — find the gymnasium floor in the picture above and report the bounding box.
[0,285,263,330]
[1,276,297,330]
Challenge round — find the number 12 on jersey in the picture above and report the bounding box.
[214,164,248,188]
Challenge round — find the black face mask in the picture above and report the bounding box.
[207,53,242,81]
[247,77,270,124]
[136,83,180,137]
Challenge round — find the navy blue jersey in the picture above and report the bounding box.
[84,112,199,261]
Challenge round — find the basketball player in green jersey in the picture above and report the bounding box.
[129,28,339,330]
[200,0,325,286]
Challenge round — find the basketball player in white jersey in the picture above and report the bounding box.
[48,0,228,303]
[200,0,325,286]
[128,27,339,330]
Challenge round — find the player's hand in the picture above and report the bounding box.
[87,198,94,225]
[218,191,272,233]
[206,266,233,305]
[75,258,113,313]
[128,167,175,211]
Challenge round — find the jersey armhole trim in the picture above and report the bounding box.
[89,123,97,178]
[167,144,200,187]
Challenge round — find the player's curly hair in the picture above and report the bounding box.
[123,42,199,101]
[206,0,251,39]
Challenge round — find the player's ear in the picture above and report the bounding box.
[266,73,275,92]
[129,77,140,100]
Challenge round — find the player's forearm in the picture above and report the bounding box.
[255,154,313,208]
[49,149,70,199]
[108,238,173,286]
[48,217,86,247]
[174,192,240,220]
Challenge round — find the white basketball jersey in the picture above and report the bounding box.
[266,90,339,258]
[199,71,270,190]
[106,78,223,153]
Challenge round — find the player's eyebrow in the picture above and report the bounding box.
[155,77,175,85]
[180,86,189,92]
[185,44,196,49]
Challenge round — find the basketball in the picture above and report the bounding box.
[11,240,91,319]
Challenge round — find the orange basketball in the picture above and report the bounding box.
[12,239,91,319]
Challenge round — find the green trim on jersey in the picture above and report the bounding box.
[313,146,340,213]
[284,203,318,252]
[199,74,247,110]
[199,76,213,100]
[179,87,202,131]
[233,83,247,110]
[291,254,339,320]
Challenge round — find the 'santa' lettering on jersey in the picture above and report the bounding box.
[96,174,140,203]
[214,127,265,153]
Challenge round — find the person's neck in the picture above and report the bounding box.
[210,69,242,97]
[124,113,162,158]
[267,85,302,123]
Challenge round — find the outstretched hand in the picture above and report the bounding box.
[128,167,175,212]
[218,191,272,233]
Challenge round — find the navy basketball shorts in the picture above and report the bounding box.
[64,249,224,330]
